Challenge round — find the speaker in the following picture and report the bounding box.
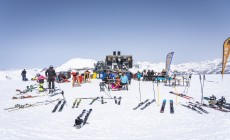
[113,51,116,56]
[118,51,121,56]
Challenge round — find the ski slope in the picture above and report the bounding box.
[1,74,230,140]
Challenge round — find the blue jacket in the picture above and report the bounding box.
[120,75,129,84]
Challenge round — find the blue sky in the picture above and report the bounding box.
[0,0,229,69]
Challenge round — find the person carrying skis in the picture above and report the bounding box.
[21,69,27,81]
[45,65,56,89]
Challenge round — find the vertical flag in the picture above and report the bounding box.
[222,37,230,77]
[165,52,174,75]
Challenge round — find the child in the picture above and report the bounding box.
[37,74,46,92]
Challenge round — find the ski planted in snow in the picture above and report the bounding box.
[76,99,81,108]
[118,97,122,105]
[114,96,117,104]
[72,99,78,108]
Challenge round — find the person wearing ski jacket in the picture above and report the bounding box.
[45,65,56,89]
[137,71,141,81]
[21,69,27,81]
[120,73,129,85]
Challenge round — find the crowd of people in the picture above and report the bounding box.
[21,65,175,92]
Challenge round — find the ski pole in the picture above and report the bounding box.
[153,81,156,101]
[157,79,160,106]
[139,80,142,102]
[199,75,204,104]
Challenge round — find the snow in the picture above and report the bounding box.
[1,73,230,140]
[55,58,97,72]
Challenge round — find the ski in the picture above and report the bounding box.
[114,96,117,104]
[76,99,81,108]
[101,96,104,104]
[195,101,229,112]
[72,99,78,108]
[4,103,28,110]
[140,99,155,110]
[188,102,209,114]
[89,97,99,105]
[133,99,149,110]
[160,100,166,113]
[169,91,193,99]
[180,103,202,114]
[74,109,86,129]
[52,100,62,113]
[58,100,66,112]
[83,109,93,125]
[12,95,45,99]
[170,100,174,114]
[74,109,93,129]
[118,97,122,105]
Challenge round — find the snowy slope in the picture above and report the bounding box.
[55,58,97,72]
[1,75,230,140]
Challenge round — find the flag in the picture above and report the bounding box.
[165,52,174,75]
[222,37,230,77]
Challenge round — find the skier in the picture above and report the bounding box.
[45,65,56,89]
[21,69,27,81]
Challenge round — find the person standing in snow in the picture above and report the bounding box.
[120,72,129,90]
[21,69,27,81]
[45,65,56,89]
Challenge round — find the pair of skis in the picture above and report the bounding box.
[12,94,45,99]
[72,99,82,108]
[52,100,66,113]
[114,96,122,105]
[5,98,61,112]
[133,99,155,110]
[160,100,174,114]
[169,91,193,100]
[74,109,93,129]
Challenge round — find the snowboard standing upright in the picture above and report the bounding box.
[170,100,174,114]
[160,100,166,113]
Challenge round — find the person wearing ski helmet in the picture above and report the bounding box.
[45,65,56,89]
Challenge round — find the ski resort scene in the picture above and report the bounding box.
[1,0,230,140]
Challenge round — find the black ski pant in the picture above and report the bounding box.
[48,77,55,89]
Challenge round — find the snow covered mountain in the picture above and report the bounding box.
[131,58,230,75]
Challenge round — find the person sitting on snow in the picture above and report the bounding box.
[37,74,46,92]
[112,76,121,89]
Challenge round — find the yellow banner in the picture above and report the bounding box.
[222,37,230,76]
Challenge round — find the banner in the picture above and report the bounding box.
[222,37,230,77]
[165,52,174,75]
